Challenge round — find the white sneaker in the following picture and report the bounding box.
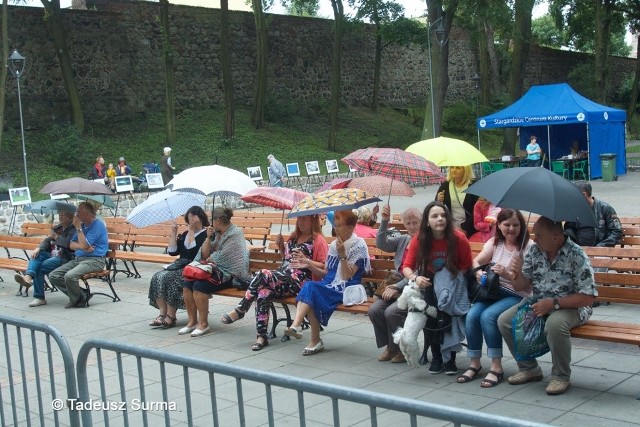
[28,299,47,307]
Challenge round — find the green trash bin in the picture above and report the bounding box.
[600,153,617,182]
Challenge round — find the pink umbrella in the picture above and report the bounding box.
[316,175,415,197]
[240,186,309,232]
[315,177,351,193]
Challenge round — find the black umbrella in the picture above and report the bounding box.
[464,167,596,227]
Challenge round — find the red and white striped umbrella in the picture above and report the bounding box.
[240,187,309,210]
[240,186,310,232]
[342,147,445,185]
[316,175,414,197]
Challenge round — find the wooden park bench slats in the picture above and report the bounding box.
[571,321,640,345]
[21,222,53,237]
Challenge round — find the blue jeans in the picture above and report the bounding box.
[26,252,64,300]
[465,290,522,359]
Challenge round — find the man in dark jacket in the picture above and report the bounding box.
[564,181,622,247]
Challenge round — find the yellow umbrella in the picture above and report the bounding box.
[406,136,489,166]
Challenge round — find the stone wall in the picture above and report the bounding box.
[2,0,636,128]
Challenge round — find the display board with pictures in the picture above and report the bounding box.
[286,163,301,177]
[325,159,340,174]
[146,173,165,189]
[9,187,31,206]
[305,161,320,176]
[115,175,134,193]
[247,166,263,181]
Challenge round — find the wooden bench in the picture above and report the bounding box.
[80,251,120,304]
[569,249,640,398]
[21,222,53,237]
[213,251,395,340]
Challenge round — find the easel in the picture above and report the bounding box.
[114,192,137,217]
[8,206,18,235]
[287,176,304,191]
[305,174,323,192]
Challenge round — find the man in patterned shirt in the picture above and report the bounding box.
[498,216,596,395]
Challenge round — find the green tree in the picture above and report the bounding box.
[532,14,565,48]
[619,1,640,127]
[220,0,235,138]
[41,0,85,133]
[550,0,628,102]
[350,0,405,112]
[501,0,535,155]
[423,0,460,139]
[159,0,176,146]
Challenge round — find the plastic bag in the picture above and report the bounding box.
[512,304,550,361]
[343,284,367,306]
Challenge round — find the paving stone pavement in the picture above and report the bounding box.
[2,172,640,426]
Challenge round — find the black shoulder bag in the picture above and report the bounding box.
[465,262,501,303]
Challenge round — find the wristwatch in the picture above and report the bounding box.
[553,298,561,310]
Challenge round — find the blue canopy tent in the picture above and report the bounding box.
[476,83,626,179]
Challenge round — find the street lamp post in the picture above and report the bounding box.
[423,16,448,140]
[471,73,481,150]
[7,50,28,189]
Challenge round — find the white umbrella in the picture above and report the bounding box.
[166,165,258,196]
[126,189,206,227]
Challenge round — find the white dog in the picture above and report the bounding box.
[392,281,437,368]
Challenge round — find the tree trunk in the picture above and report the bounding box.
[0,0,9,158]
[220,0,235,139]
[500,0,534,155]
[328,0,344,152]
[42,0,85,134]
[483,22,500,101]
[251,0,268,129]
[593,0,613,103]
[159,0,176,146]
[422,0,459,139]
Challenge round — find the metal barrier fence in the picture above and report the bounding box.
[0,314,80,427]
[76,338,546,427]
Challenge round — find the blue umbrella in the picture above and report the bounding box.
[126,189,205,227]
[74,194,116,209]
[24,200,76,215]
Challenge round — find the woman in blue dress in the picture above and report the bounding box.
[284,210,371,355]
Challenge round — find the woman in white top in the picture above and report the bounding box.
[457,208,533,388]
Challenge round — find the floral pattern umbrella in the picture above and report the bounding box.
[342,147,445,185]
[288,188,381,218]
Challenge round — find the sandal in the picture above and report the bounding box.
[220,308,245,325]
[161,315,176,328]
[457,366,483,383]
[480,370,504,388]
[283,326,303,339]
[251,338,269,351]
[149,315,166,327]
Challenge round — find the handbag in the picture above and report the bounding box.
[374,271,405,298]
[164,258,191,271]
[182,261,223,285]
[465,262,501,303]
[512,303,550,361]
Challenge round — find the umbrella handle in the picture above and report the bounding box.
[520,212,532,252]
